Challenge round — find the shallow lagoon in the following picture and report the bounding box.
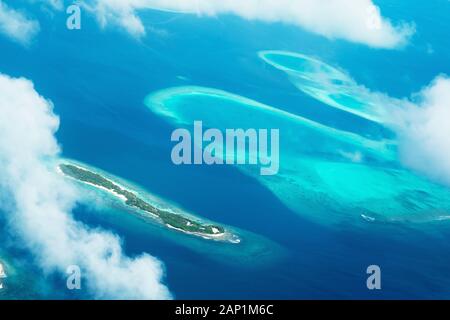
[145,85,450,226]
[259,50,393,125]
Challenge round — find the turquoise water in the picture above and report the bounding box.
[259,50,388,123]
[145,85,450,225]
[1,0,450,299]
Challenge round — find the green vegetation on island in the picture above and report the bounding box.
[58,163,226,237]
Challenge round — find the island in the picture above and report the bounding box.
[58,163,233,241]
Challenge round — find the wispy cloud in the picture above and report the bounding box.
[13,0,414,48]
[0,73,171,299]
[81,0,414,48]
[0,0,40,45]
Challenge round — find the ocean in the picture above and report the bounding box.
[1,0,450,299]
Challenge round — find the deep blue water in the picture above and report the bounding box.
[1,0,450,299]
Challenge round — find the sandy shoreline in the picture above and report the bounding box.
[57,164,129,201]
[57,163,167,218]
[165,224,239,243]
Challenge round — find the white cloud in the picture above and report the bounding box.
[396,76,450,186]
[0,0,40,45]
[81,0,413,48]
[0,73,171,299]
